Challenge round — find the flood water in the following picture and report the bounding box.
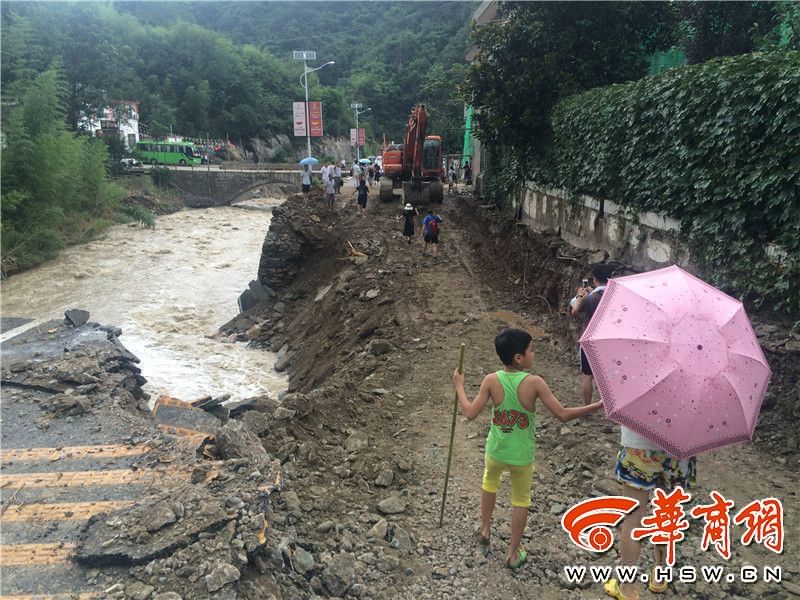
[0,197,287,403]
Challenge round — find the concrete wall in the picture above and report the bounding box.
[516,183,690,269]
[168,170,299,208]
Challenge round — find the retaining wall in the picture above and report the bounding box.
[516,183,689,269]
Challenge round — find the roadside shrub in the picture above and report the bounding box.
[549,51,800,317]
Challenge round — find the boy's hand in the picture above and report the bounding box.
[452,369,465,389]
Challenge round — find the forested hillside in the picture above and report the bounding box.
[1,1,475,152]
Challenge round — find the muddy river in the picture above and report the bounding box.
[0,197,287,403]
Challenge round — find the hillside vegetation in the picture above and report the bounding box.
[2,2,475,151]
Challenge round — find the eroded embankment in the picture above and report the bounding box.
[219,189,799,600]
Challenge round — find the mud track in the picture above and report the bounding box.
[227,185,799,599]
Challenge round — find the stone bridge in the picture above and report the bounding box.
[164,168,300,207]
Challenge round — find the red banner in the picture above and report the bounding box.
[358,128,366,147]
[308,102,323,137]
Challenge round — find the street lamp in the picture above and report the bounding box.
[350,103,371,161]
[293,51,334,158]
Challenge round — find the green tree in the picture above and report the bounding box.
[465,1,676,161]
[1,67,123,273]
[180,80,211,136]
[678,1,779,64]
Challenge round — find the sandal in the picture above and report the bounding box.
[604,578,639,600]
[505,544,527,570]
[474,531,490,557]
[648,567,668,594]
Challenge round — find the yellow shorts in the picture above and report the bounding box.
[481,454,534,508]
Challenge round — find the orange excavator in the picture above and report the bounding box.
[379,104,444,204]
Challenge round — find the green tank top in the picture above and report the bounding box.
[485,370,536,466]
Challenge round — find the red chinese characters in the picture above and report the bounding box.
[631,487,691,566]
[690,491,735,559]
[733,498,784,554]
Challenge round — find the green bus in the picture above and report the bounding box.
[134,140,203,166]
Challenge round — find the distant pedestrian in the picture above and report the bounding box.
[570,264,614,405]
[324,173,336,209]
[367,164,375,187]
[374,163,381,183]
[422,209,443,259]
[351,177,369,215]
[402,202,418,243]
[447,165,456,194]
[334,163,343,194]
[301,164,312,198]
[464,161,473,185]
[321,162,330,186]
[352,161,361,187]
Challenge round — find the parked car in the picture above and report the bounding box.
[120,157,145,174]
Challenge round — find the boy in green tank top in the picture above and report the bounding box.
[453,328,603,569]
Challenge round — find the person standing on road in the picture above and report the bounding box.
[321,162,330,186]
[464,161,473,185]
[447,165,456,194]
[402,202,418,243]
[452,328,602,569]
[421,209,443,259]
[603,431,696,600]
[367,163,375,187]
[324,173,336,209]
[334,163,342,194]
[570,263,614,405]
[351,177,369,215]
[301,164,312,199]
[352,161,361,187]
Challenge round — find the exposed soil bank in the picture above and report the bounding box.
[219,187,798,599]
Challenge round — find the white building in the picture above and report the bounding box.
[78,100,141,149]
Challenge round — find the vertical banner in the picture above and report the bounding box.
[308,101,323,137]
[358,128,366,147]
[350,128,358,146]
[293,102,306,137]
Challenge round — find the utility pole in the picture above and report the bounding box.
[350,103,371,162]
[293,51,334,158]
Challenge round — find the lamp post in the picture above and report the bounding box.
[350,104,371,161]
[293,51,334,158]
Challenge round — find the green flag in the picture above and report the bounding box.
[461,105,474,167]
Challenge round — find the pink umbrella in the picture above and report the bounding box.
[580,265,771,459]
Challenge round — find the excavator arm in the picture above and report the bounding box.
[402,105,428,178]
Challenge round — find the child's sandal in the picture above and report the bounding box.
[648,567,668,594]
[505,544,527,570]
[603,578,639,600]
[474,531,490,557]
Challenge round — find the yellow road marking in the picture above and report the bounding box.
[156,424,213,444]
[1,500,134,522]
[0,467,189,489]
[1,444,149,463]
[0,543,75,566]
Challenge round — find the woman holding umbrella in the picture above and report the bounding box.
[579,266,771,599]
[299,157,318,199]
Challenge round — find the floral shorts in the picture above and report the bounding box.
[615,446,696,491]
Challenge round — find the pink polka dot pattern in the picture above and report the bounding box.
[580,265,772,459]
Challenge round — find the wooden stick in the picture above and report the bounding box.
[439,343,466,528]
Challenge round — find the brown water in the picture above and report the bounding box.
[0,197,287,403]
